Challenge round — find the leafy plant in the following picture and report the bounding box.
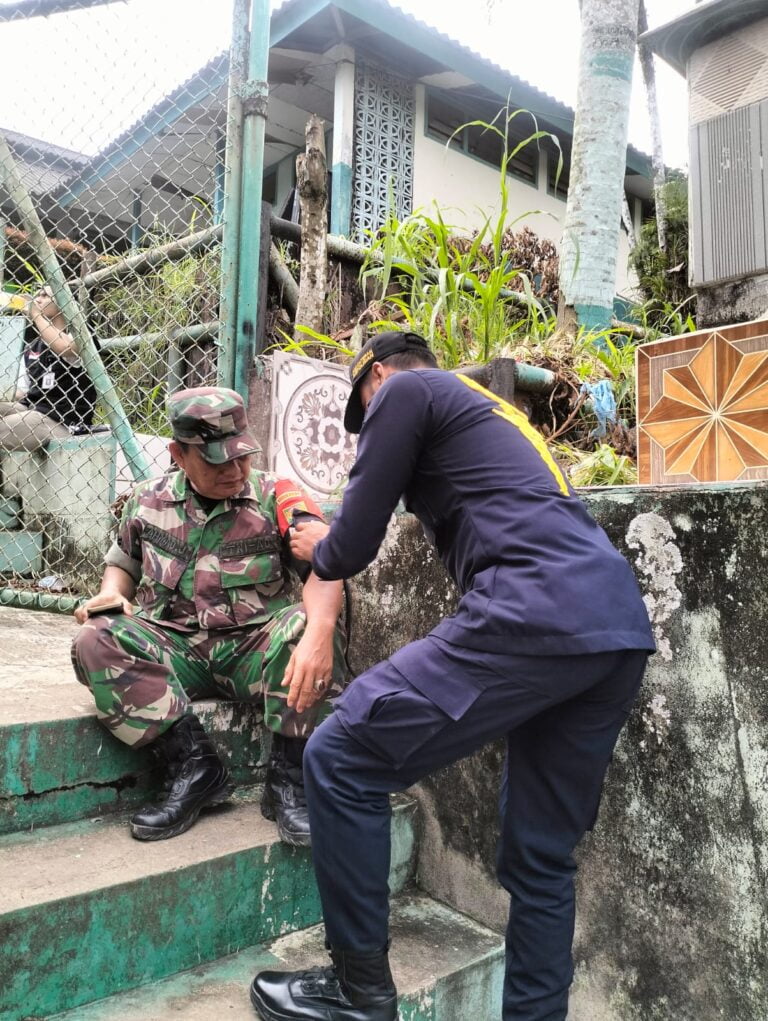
[357,104,562,369]
[630,295,697,340]
[272,324,354,359]
[555,442,638,486]
[629,172,695,325]
[90,245,220,431]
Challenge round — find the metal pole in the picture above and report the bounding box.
[217,0,249,389]
[0,133,150,480]
[100,321,219,353]
[233,0,270,399]
[513,362,557,394]
[83,221,222,290]
[166,339,186,394]
[0,0,122,20]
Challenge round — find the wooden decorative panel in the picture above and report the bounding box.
[637,320,768,484]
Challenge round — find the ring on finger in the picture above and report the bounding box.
[313,678,328,693]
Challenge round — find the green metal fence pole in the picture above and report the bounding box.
[0,133,150,481]
[232,0,270,399]
[217,0,250,389]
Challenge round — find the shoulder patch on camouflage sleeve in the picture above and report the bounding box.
[274,478,324,536]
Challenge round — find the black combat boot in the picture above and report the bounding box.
[250,946,397,1021]
[260,733,311,846]
[130,713,234,841]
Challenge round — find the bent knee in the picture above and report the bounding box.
[305,714,348,777]
[71,615,123,671]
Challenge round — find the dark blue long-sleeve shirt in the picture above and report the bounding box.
[313,369,655,656]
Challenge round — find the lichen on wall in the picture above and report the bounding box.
[625,511,683,661]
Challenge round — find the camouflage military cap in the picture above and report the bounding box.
[167,386,261,464]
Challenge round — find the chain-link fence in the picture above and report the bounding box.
[0,0,236,600]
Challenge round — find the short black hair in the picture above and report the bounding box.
[379,349,437,371]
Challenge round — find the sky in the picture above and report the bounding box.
[0,0,693,167]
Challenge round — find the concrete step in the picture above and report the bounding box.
[0,792,419,1020]
[0,607,262,835]
[50,891,504,1021]
[1,694,265,836]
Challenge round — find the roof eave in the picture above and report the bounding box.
[272,0,650,175]
[640,0,768,77]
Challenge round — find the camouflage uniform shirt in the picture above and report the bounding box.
[105,469,321,631]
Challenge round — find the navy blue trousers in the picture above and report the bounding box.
[304,638,648,1021]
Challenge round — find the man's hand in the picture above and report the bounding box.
[25,291,59,322]
[74,592,134,625]
[281,623,335,714]
[290,519,330,562]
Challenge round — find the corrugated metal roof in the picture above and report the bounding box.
[59,0,651,202]
[275,0,577,119]
[2,127,87,165]
[270,0,650,166]
[641,0,768,75]
[2,127,88,195]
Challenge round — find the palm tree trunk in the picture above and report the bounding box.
[558,0,641,332]
[637,0,667,251]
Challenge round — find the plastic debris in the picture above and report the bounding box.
[580,380,617,438]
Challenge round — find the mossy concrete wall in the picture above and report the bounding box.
[345,482,768,1021]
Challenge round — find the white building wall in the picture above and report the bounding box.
[410,85,637,300]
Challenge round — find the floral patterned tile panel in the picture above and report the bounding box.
[270,351,357,500]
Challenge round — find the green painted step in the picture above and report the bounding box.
[0,699,266,836]
[0,792,418,1021]
[51,892,504,1021]
[0,609,271,835]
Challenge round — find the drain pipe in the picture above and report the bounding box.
[233,0,270,399]
[0,588,82,614]
[217,0,249,389]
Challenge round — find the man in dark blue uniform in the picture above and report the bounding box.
[250,331,655,1021]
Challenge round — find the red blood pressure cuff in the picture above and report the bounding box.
[274,479,324,537]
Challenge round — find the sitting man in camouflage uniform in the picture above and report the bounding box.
[72,386,346,845]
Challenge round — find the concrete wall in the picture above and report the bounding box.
[410,86,638,299]
[696,274,768,328]
[345,482,768,1021]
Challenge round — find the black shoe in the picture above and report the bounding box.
[130,714,234,841]
[250,947,397,1021]
[260,735,311,847]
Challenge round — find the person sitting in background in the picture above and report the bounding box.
[0,286,96,450]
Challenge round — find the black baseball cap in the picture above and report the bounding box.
[344,330,433,433]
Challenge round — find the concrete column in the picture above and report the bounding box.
[538,149,549,195]
[130,189,143,249]
[330,49,355,237]
[213,130,226,225]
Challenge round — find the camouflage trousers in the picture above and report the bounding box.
[71,603,348,748]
